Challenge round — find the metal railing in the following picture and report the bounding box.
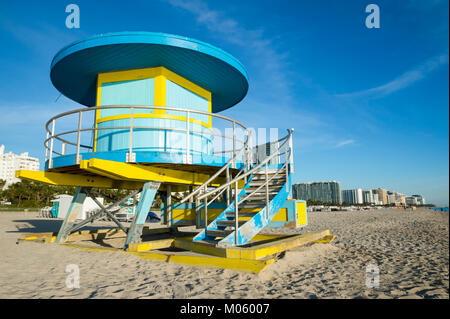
[44,105,251,169]
[180,129,294,244]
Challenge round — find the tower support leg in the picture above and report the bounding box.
[55,187,89,243]
[124,181,160,250]
[55,188,140,244]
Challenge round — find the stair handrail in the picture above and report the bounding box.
[205,168,245,206]
[196,128,294,202]
[237,160,289,206]
[179,130,250,204]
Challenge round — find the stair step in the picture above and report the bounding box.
[248,184,284,190]
[244,195,276,200]
[206,229,233,237]
[245,185,283,194]
[225,211,258,218]
[238,203,265,208]
[251,176,286,181]
[216,220,247,226]
[249,180,285,185]
[253,168,286,174]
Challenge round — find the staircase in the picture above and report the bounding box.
[181,129,293,248]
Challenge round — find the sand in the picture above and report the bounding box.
[0,208,448,299]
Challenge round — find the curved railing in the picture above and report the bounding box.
[44,105,251,169]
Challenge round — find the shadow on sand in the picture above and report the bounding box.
[8,219,115,234]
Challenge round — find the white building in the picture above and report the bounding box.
[52,194,104,220]
[342,188,363,204]
[387,194,397,205]
[0,145,40,187]
[372,193,382,205]
[411,195,426,205]
[362,190,374,204]
[406,196,418,205]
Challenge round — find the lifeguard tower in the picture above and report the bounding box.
[17,32,333,272]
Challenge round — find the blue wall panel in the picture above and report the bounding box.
[96,77,213,158]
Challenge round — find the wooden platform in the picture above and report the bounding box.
[18,227,335,274]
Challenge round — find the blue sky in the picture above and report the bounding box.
[0,0,448,206]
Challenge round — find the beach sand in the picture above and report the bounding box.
[0,208,448,299]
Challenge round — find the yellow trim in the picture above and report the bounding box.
[154,75,166,114]
[297,202,307,226]
[313,234,336,244]
[172,231,331,261]
[96,66,211,112]
[272,208,288,222]
[79,158,240,187]
[128,239,175,252]
[60,243,273,274]
[98,68,160,86]
[225,230,331,260]
[94,66,213,151]
[159,67,210,100]
[93,79,102,152]
[15,169,144,189]
[171,208,223,221]
[19,230,333,274]
[96,112,211,129]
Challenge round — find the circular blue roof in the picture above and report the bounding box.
[50,32,249,112]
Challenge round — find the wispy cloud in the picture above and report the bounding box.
[335,139,355,148]
[165,0,293,103]
[0,20,85,61]
[164,0,342,151]
[337,53,449,99]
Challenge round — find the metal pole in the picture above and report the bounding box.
[188,186,193,203]
[75,111,82,164]
[226,166,231,206]
[265,162,269,219]
[195,197,201,229]
[204,197,208,231]
[167,184,172,227]
[61,142,66,155]
[45,131,49,162]
[245,129,250,171]
[232,121,236,169]
[49,119,55,169]
[289,129,294,173]
[234,180,239,245]
[285,144,289,192]
[186,111,190,164]
[128,107,134,162]
[248,130,253,167]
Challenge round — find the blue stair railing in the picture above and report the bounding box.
[180,129,294,247]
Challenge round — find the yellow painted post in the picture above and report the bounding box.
[154,75,166,115]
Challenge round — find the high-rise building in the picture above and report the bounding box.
[252,141,280,165]
[0,145,40,187]
[375,188,388,205]
[387,192,397,204]
[372,193,380,205]
[292,181,342,204]
[342,188,363,204]
[395,193,406,204]
[411,195,426,205]
[362,190,374,204]
[406,196,418,205]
